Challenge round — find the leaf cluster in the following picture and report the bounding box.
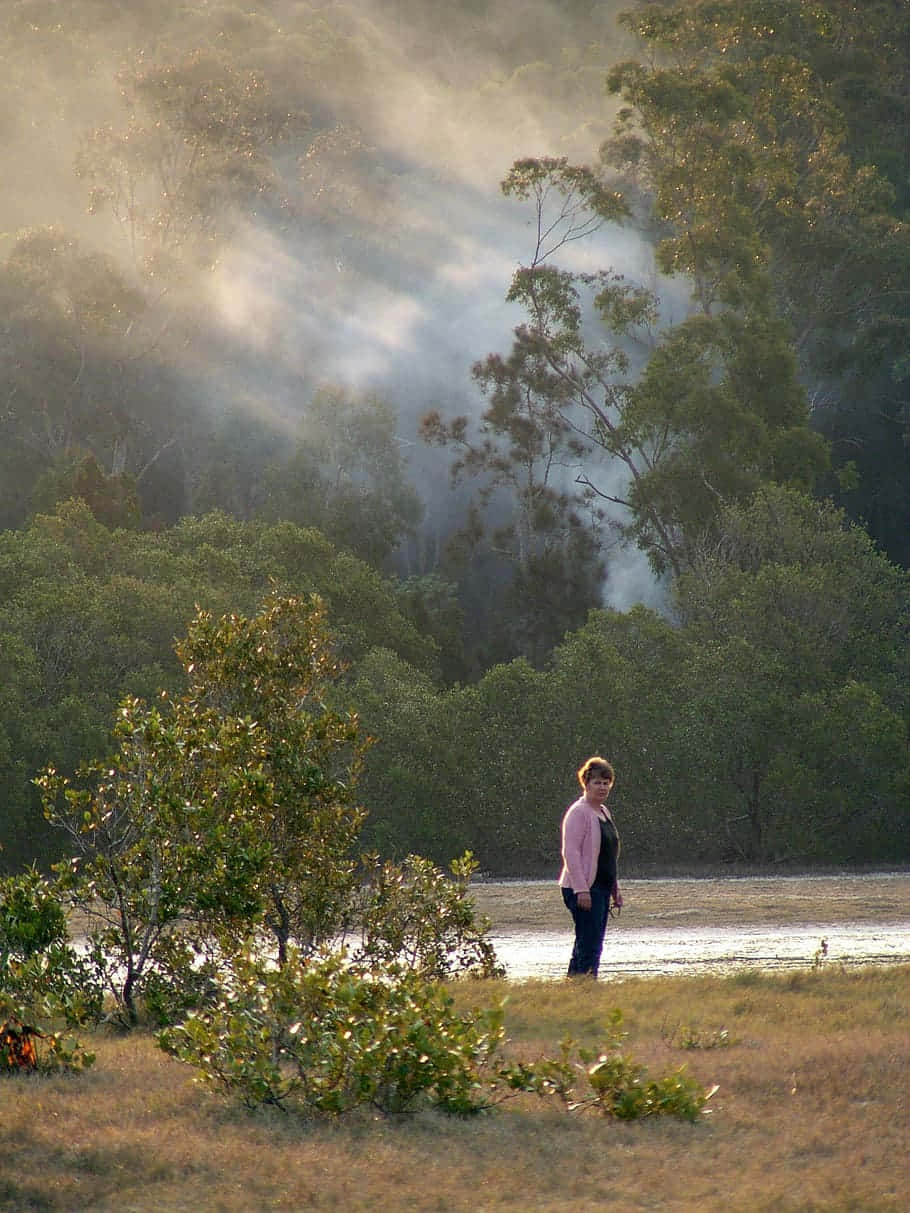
[350,852,504,980]
[160,950,506,1117]
[501,1008,716,1121]
[0,869,98,1073]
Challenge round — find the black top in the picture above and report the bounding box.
[593,814,619,890]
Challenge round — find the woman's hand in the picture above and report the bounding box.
[577,890,592,911]
[612,885,623,910]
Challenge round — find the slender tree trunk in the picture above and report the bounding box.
[270,885,291,969]
[747,769,764,863]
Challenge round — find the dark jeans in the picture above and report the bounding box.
[562,884,611,977]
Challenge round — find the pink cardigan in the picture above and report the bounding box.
[558,796,612,894]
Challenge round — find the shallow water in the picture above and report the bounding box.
[478,874,910,980]
[491,921,910,980]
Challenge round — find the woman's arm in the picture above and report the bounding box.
[562,804,592,894]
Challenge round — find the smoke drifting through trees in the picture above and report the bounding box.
[3,0,668,607]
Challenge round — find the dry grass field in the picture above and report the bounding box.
[3,877,908,1212]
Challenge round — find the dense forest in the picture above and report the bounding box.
[1,0,907,874]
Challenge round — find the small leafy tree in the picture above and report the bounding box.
[38,696,275,1025]
[173,594,367,967]
[37,593,367,1024]
[38,592,502,1027]
[573,1009,716,1121]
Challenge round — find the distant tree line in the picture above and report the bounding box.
[1,488,906,874]
[353,488,908,872]
[0,503,444,869]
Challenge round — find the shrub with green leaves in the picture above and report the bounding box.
[579,1048,712,1121]
[0,865,66,957]
[160,948,506,1117]
[501,1010,716,1122]
[350,852,504,980]
[661,1020,734,1051]
[0,868,98,1073]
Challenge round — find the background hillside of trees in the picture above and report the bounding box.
[1,0,907,874]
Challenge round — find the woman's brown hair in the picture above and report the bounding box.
[576,756,615,789]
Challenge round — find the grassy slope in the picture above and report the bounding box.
[2,964,908,1212]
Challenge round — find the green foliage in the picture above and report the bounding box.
[501,1010,716,1121]
[353,604,704,870]
[38,697,273,1026]
[37,593,367,1024]
[496,1038,577,1103]
[0,502,437,871]
[175,593,368,964]
[0,866,66,958]
[619,309,828,573]
[0,869,98,1073]
[612,0,910,566]
[350,650,564,872]
[435,138,829,583]
[0,868,102,1027]
[545,605,697,863]
[31,588,500,1030]
[661,1021,734,1051]
[160,862,706,1129]
[31,452,140,529]
[581,1051,713,1121]
[351,486,908,871]
[351,852,504,979]
[160,950,506,1117]
[393,574,466,684]
[344,648,462,859]
[676,487,910,863]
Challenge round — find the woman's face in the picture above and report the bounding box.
[584,772,613,803]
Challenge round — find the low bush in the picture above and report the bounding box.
[159,948,506,1116]
[162,949,714,1125]
[0,868,97,1073]
[500,1009,716,1121]
[349,851,505,979]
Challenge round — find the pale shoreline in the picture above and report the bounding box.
[470,872,910,932]
[470,873,910,980]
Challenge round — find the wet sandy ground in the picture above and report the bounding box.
[471,873,910,980]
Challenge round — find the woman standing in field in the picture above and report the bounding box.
[559,756,622,978]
